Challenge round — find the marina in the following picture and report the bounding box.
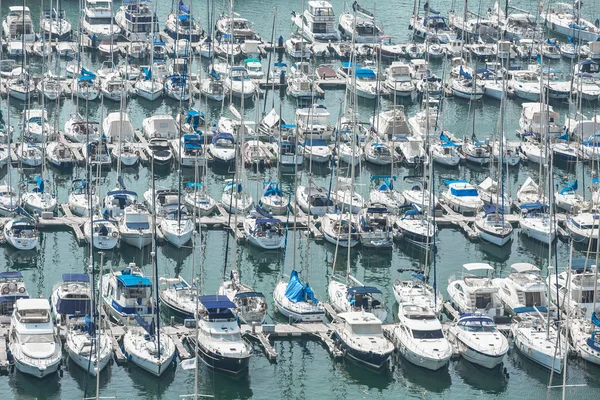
[0,0,600,399]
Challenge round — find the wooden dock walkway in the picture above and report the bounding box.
[0,329,9,373]
[60,204,86,244]
[439,204,478,239]
[109,325,127,365]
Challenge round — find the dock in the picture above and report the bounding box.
[0,329,9,373]
[439,203,478,239]
[109,325,127,365]
[60,204,86,244]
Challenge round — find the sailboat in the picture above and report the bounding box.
[274,270,325,322]
[218,270,267,325]
[21,176,57,214]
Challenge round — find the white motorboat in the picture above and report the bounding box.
[292,0,341,42]
[402,182,438,212]
[100,264,154,325]
[448,314,509,369]
[333,312,394,369]
[357,205,393,248]
[518,102,562,138]
[566,212,600,245]
[328,279,387,322]
[474,206,513,247]
[221,181,253,215]
[389,304,452,370]
[218,270,267,325]
[492,263,555,318]
[392,278,443,316]
[147,138,174,166]
[100,73,129,101]
[383,62,416,98]
[158,276,197,318]
[508,69,540,101]
[299,138,332,164]
[285,36,312,58]
[371,106,412,141]
[447,263,504,318]
[296,104,334,141]
[83,218,119,250]
[118,203,152,249]
[225,67,255,99]
[64,116,100,143]
[102,111,135,144]
[195,295,252,375]
[442,180,484,215]
[8,299,61,378]
[547,261,600,319]
[82,0,122,41]
[397,137,428,167]
[273,270,326,322]
[115,0,159,41]
[173,133,207,168]
[3,6,36,43]
[123,327,176,376]
[338,5,382,43]
[348,68,379,100]
[3,217,39,251]
[208,132,236,167]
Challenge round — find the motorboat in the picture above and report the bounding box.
[397,137,428,167]
[389,304,451,370]
[392,278,443,316]
[68,179,99,217]
[244,58,265,79]
[442,180,484,215]
[333,312,394,368]
[299,138,332,164]
[371,107,411,141]
[83,218,119,250]
[383,62,416,98]
[286,74,319,99]
[566,212,600,244]
[158,276,197,318]
[447,314,509,369]
[292,0,341,42]
[295,184,334,216]
[82,0,122,41]
[508,69,540,101]
[8,299,61,378]
[547,261,600,319]
[285,36,312,59]
[174,133,207,168]
[321,213,359,248]
[214,13,258,42]
[218,270,267,325]
[208,132,236,167]
[338,5,382,43]
[2,6,36,43]
[348,68,379,100]
[3,217,39,251]
[102,111,135,144]
[518,102,562,138]
[447,263,504,318]
[100,264,154,325]
[224,67,255,99]
[195,295,252,374]
[115,0,159,41]
[100,73,129,102]
[51,273,92,325]
[0,272,29,316]
[147,138,174,166]
[492,263,555,318]
[402,182,438,212]
[474,205,513,247]
[328,279,387,322]
[357,205,393,248]
[118,203,153,249]
[296,104,334,141]
[221,181,253,215]
[273,270,325,322]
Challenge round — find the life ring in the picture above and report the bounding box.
[186,186,193,193]
[1,285,9,295]
[18,286,25,293]
[111,232,118,238]
[135,151,140,156]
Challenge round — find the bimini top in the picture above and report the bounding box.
[347,286,382,295]
[62,273,90,283]
[198,295,236,310]
[510,263,540,273]
[15,298,50,311]
[117,274,152,288]
[463,263,494,272]
[234,291,265,299]
[0,271,24,280]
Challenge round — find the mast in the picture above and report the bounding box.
[150,149,161,360]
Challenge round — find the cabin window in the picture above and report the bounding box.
[411,329,444,339]
[211,332,242,342]
[475,293,492,309]
[86,16,113,25]
[580,290,596,303]
[20,334,55,344]
[351,324,383,335]
[312,23,328,34]
[524,292,542,307]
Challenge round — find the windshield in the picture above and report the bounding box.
[20,334,55,344]
[211,332,242,342]
[411,329,444,339]
[351,324,382,335]
[459,319,497,332]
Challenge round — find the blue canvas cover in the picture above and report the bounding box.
[198,295,236,310]
[450,187,478,197]
[117,274,152,287]
[285,270,319,303]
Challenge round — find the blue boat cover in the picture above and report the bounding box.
[592,312,600,327]
[62,273,90,283]
[263,183,283,197]
[0,271,23,279]
[450,187,478,197]
[213,132,234,144]
[560,180,577,195]
[412,272,425,281]
[235,291,265,299]
[117,274,152,287]
[483,204,504,215]
[187,182,203,189]
[198,295,236,310]
[513,306,548,314]
[347,286,382,295]
[460,65,472,80]
[35,176,45,194]
[341,62,359,68]
[355,68,376,78]
[285,270,319,304]
[179,0,190,13]
[106,189,138,197]
[303,139,327,146]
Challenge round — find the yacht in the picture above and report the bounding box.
[115,0,159,41]
[328,279,387,322]
[492,263,555,317]
[518,102,562,138]
[0,272,29,317]
[9,299,61,378]
[2,6,36,43]
[447,314,509,369]
[82,0,122,41]
[389,304,452,370]
[292,1,340,42]
[547,261,600,319]
[447,263,504,318]
[195,295,252,374]
[100,264,154,325]
[393,278,443,316]
[442,180,484,215]
[102,111,135,144]
[214,14,258,42]
[218,270,267,325]
[338,6,382,43]
[119,203,153,249]
[357,205,393,248]
[273,270,325,322]
[508,69,540,101]
[333,312,394,368]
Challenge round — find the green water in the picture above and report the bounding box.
[1,0,600,398]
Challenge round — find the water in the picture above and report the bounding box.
[1,0,600,398]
